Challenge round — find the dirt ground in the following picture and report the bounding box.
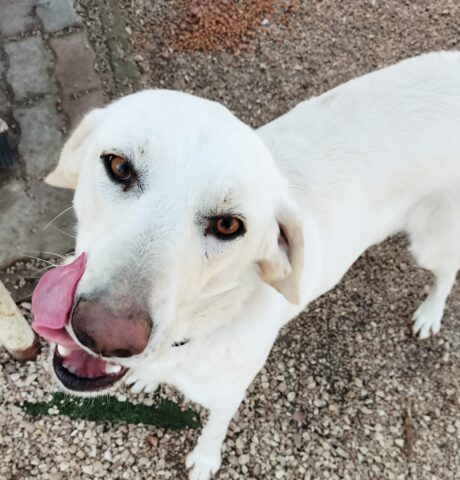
[1,1,459,479]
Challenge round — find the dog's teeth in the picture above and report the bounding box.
[65,363,77,374]
[57,345,71,357]
[105,364,122,374]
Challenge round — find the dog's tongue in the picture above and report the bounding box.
[32,253,87,347]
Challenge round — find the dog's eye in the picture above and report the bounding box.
[208,215,245,240]
[101,154,134,185]
[109,155,132,181]
[110,156,132,180]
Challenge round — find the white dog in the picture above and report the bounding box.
[32,51,460,479]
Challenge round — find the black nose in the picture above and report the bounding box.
[71,299,152,358]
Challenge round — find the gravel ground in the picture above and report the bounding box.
[2,1,460,479]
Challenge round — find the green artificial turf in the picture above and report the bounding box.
[22,392,201,430]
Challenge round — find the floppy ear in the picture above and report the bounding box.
[258,198,304,304]
[45,108,104,189]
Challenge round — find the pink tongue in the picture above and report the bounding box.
[32,253,87,347]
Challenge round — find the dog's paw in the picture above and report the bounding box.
[124,371,159,394]
[186,445,221,480]
[412,300,443,339]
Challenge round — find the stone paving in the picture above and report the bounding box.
[0,0,106,268]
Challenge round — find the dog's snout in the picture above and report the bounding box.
[71,299,152,358]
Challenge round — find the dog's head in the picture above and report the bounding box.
[33,90,306,394]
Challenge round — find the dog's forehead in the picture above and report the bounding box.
[96,90,269,171]
[100,91,244,143]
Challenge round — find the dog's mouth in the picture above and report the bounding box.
[52,336,191,392]
[32,253,191,393]
[52,344,128,392]
[32,253,128,393]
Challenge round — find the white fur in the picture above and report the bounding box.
[47,52,460,478]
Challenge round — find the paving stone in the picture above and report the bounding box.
[36,0,81,33]
[14,98,64,178]
[63,89,105,129]
[0,180,75,267]
[50,32,101,96]
[5,37,54,101]
[0,0,39,37]
[0,58,8,110]
[0,87,9,115]
[0,181,41,266]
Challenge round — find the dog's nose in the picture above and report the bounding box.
[71,299,152,358]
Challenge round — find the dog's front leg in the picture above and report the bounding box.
[186,395,243,480]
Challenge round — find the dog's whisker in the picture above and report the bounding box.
[15,295,32,303]
[19,255,59,267]
[49,225,77,239]
[42,205,74,231]
[35,264,56,273]
[28,250,67,259]
[26,264,56,278]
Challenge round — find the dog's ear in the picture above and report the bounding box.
[45,108,104,189]
[258,198,304,304]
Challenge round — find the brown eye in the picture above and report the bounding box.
[109,155,132,181]
[101,153,137,188]
[210,215,245,240]
[216,217,240,235]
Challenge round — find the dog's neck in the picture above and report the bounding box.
[257,109,395,301]
[174,264,299,345]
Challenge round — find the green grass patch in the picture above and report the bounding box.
[21,392,201,430]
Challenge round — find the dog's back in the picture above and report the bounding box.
[259,51,460,201]
[259,51,460,337]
